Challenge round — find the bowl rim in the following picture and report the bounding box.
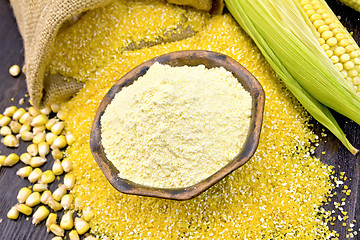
[90,50,265,200]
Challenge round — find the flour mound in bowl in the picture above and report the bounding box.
[100,62,252,188]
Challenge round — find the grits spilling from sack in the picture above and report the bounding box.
[100,63,252,188]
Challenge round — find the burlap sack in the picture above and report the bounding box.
[10,0,223,108]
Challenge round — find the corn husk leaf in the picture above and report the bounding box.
[225,0,359,154]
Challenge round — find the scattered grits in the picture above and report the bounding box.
[101,63,252,188]
[51,0,337,239]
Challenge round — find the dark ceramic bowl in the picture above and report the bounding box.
[90,50,265,200]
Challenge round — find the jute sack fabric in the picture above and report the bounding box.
[10,0,114,108]
[10,0,222,108]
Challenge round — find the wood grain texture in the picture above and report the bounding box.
[0,0,359,239]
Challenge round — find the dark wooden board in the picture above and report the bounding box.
[0,1,53,240]
[0,0,359,239]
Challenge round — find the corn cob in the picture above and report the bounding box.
[225,0,360,154]
[339,0,360,12]
[300,0,360,92]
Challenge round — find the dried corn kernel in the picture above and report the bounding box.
[25,192,41,207]
[7,206,19,220]
[12,108,26,121]
[17,187,32,203]
[40,170,56,184]
[28,168,42,183]
[69,230,80,240]
[3,134,19,147]
[60,211,74,230]
[51,103,60,113]
[31,114,48,127]
[3,106,17,117]
[52,237,63,240]
[0,155,6,166]
[46,132,57,145]
[9,121,21,134]
[53,185,67,202]
[20,153,31,165]
[16,203,32,215]
[38,142,50,157]
[27,144,38,156]
[19,123,31,134]
[16,166,33,178]
[4,153,19,166]
[74,197,83,211]
[28,107,40,117]
[83,236,97,240]
[46,118,58,130]
[61,158,73,172]
[49,224,64,237]
[60,194,73,210]
[41,190,53,204]
[0,126,11,136]
[51,148,63,160]
[52,159,64,175]
[48,197,63,212]
[51,135,67,149]
[0,115,11,126]
[32,126,45,135]
[65,132,75,145]
[63,172,75,190]
[40,107,51,115]
[51,122,65,135]
[9,65,21,77]
[74,217,90,235]
[33,183,48,192]
[56,110,67,121]
[33,132,46,144]
[19,112,32,125]
[82,207,95,222]
[30,156,47,168]
[21,131,34,141]
[46,213,57,232]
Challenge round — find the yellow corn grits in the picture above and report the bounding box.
[49,0,208,81]
[50,0,336,239]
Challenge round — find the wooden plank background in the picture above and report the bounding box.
[0,0,359,239]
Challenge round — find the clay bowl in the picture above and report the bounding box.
[90,50,265,200]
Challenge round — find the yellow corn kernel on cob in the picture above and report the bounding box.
[300,0,360,93]
[225,0,360,154]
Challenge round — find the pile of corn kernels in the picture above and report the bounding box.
[0,103,99,239]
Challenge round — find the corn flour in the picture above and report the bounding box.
[100,62,252,188]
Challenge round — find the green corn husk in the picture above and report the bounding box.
[225,0,359,154]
